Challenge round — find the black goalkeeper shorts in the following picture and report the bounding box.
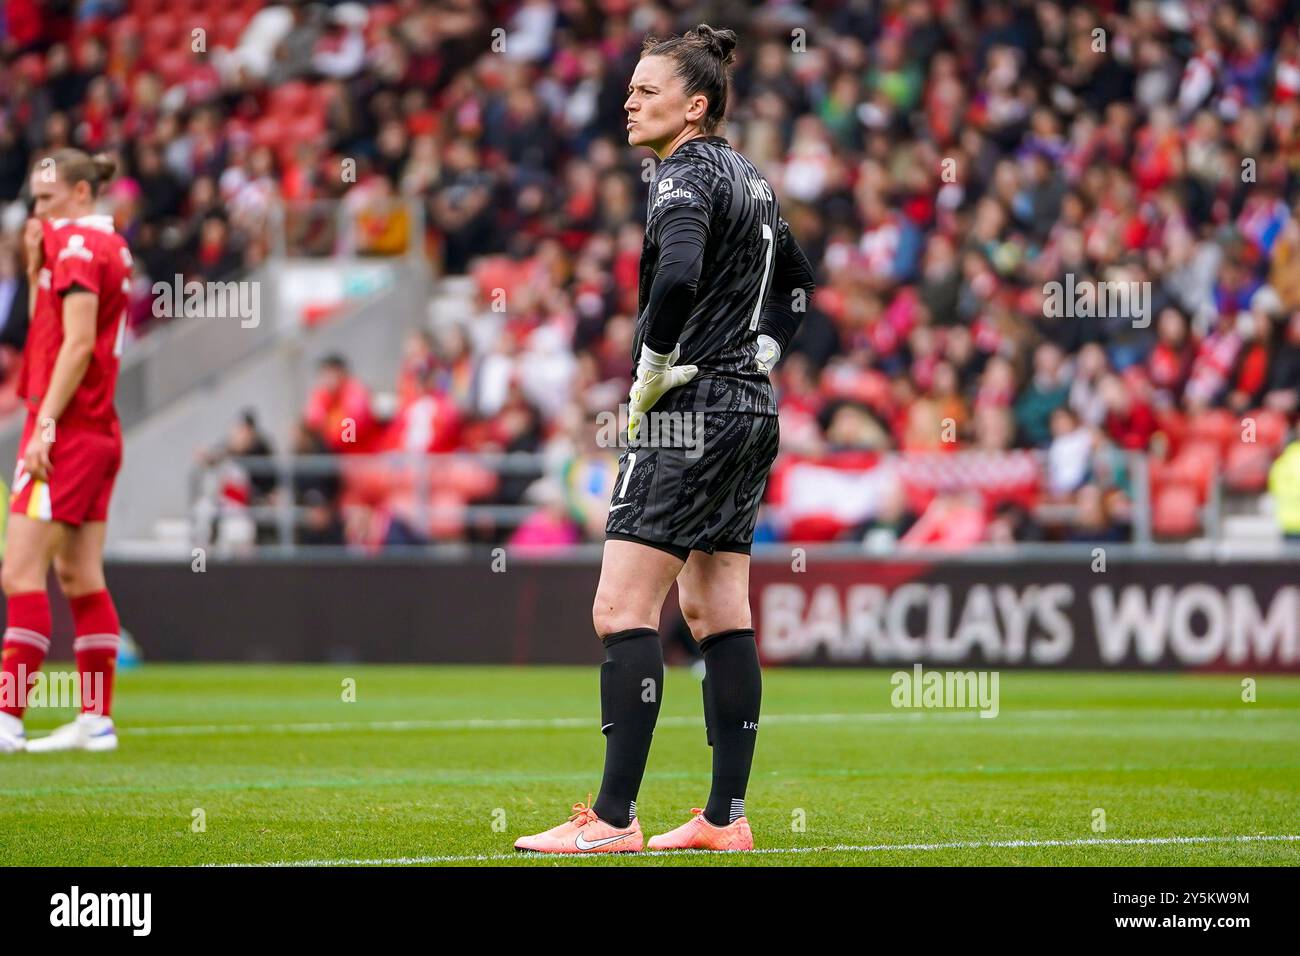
[604,411,779,561]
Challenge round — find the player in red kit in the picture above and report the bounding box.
[0,150,130,753]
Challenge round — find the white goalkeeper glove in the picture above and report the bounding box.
[628,343,698,442]
[754,334,781,374]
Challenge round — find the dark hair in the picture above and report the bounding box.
[39,148,117,196]
[641,24,737,135]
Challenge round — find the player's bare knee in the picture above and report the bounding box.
[0,565,20,596]
[593,609,637,639]
[591,593,623,638]
[54,562,76,594]
[592,588,655,638]
[678,594,708,640]
[55,565,98,598]
[691,605,752,642]
[1,561,40,596]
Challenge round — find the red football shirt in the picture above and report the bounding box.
[19,215,131,433]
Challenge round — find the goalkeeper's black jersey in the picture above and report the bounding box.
[633,135,786,416]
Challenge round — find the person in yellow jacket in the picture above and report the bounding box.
[1268,434,1300,540]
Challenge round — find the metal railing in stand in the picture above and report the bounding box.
[1206,465,1224,544]
[191,446,1166,555]
[193,450,549,549]
[1130,450,1153,548]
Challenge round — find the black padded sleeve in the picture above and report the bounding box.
[640,202,710,355]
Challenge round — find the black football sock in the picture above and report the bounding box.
[700,628,762,827]
[592,627,663,828]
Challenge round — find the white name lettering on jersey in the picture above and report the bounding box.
[746,176,773,202]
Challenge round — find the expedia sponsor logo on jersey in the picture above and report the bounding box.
[653,177,695,209]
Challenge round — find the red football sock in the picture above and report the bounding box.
[2,590,52,719]
[70,590,120,717]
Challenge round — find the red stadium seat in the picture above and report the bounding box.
[1153,483,1201,538]
[216,11,251,48]
[1241,408,1288,450]
[432,459,498,501]
[154,50,191,85]
[188,18,216,48]
[1185,407,1237,450]
[1165,440,1221,501]
[144,16,182,50]
[271,81,313,118]
[1223,442,1272,493]
[786,514,846,542]
[107,14,140,45]
[1146,455,1172,489]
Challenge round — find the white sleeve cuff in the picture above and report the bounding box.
[639,343,675,371]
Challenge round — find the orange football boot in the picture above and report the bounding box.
[514,795,644,854]
[647,808,754,851]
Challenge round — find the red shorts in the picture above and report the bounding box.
[9,413,122,526]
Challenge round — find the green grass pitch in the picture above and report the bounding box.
[1,664,1297,866]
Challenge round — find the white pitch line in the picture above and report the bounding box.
[217,834,1300,867]
[121,707,1280,738]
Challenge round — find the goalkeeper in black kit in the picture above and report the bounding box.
[515,23,816,854]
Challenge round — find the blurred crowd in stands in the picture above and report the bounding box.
[7,0,1300,550]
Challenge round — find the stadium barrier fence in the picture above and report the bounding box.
[0,548,1289,671]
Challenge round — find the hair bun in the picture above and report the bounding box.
[91,153,117,183]
[694,24,737,65]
